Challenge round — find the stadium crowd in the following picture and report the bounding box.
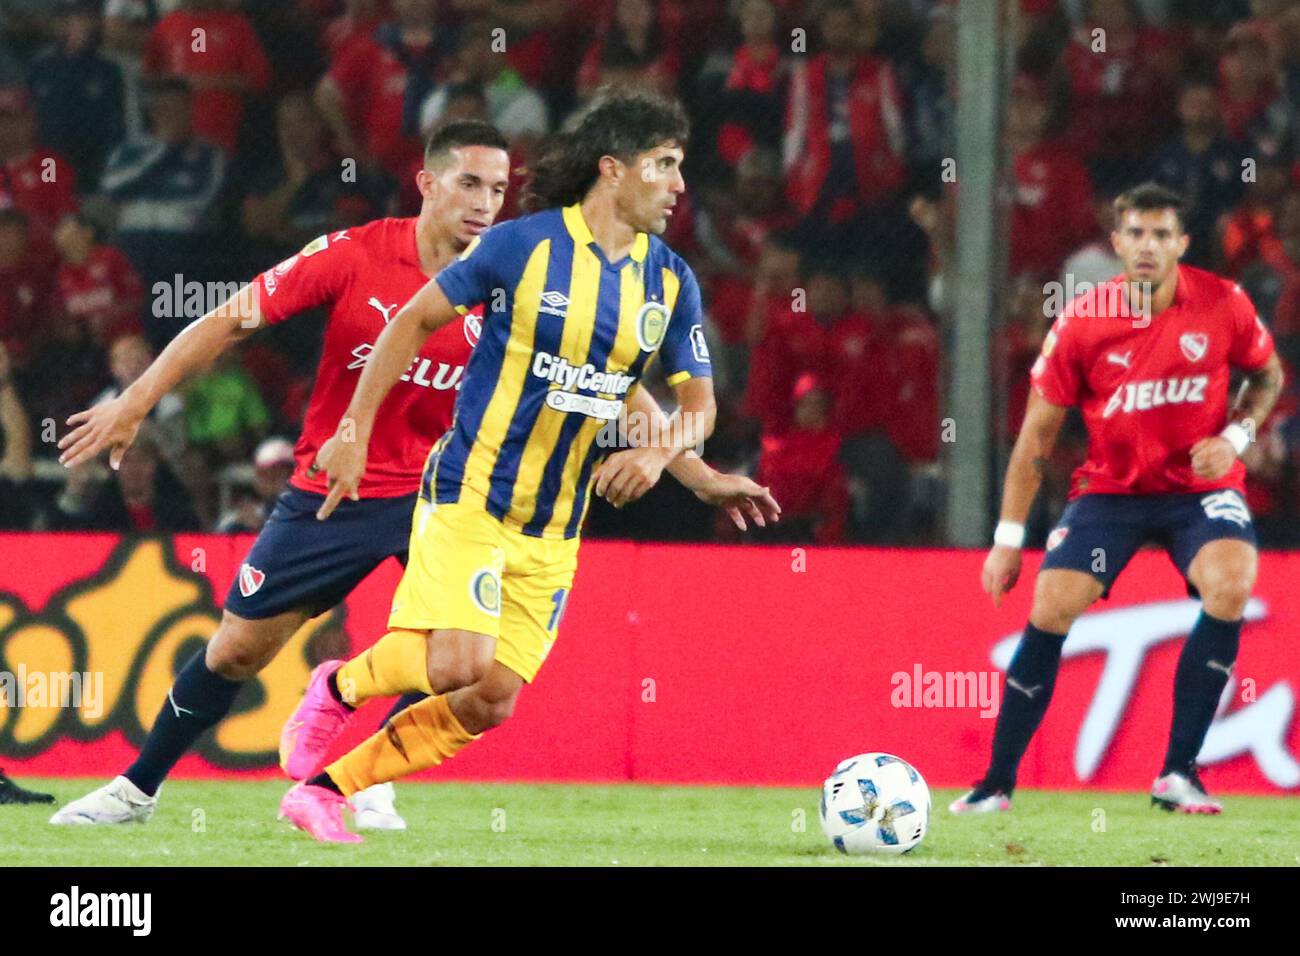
[0,0,1297,546]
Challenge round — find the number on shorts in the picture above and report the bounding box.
[548,589,569,632]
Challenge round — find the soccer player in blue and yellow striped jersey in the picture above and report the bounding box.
[276,90,780,841]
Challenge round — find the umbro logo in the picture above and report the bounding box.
[539,290,569,318]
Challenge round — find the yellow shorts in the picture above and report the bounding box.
[387,497,580,683]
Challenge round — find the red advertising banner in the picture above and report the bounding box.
[0,534,1296,793]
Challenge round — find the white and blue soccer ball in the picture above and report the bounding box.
[819,752,931,855]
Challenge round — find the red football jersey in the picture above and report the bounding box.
[1031,265,1276,497]
[254,218,481,498]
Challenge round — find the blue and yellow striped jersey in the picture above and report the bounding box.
[424,203,713,539]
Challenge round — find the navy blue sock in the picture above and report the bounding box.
[1162,611,1241,774]
[124,650,243,796]
[983,623,1067,792]
[381,692,428,724]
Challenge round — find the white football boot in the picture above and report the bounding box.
[1151,769,1222,814]
[349,782,407,831]
[948,784,1012,814]
[49,776,157,825]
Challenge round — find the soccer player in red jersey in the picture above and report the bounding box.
[952,183,1284,815]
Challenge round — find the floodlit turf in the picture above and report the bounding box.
[2,779,1297,866]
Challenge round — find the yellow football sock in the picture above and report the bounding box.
[334,629,432,706]
[326,694,479,796]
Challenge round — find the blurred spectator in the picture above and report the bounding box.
[316,0,458,175]
[215,436,295,532]
[183,350,270,464]
[323,0,389,61]
[53,212,144,347]
[100,76,226,344]
[1218,22,1291,154]
[1148,79,1246,267]
[53,433,200,532]
[102,0,185,139]
[242,90,394,262]
[1059,188,1124,290]
[701,0,786,170]
[447,0,572,98]
[0,208,53,371]
[905,4,954,174]
[577,0,681,101]
[753,372,849,544]
[1007,74,1096,277]
[1220,150,1290,276]
[0,340,34,529]
[1058,0,1178,176]
[418,19,548,153]
[782,2,906,237]
[0,84,79,240]
[141,0,271,155]
[90,333,187,470]
[693,148,796,348]
[1241,188,1300,371]
[26,1,125,192]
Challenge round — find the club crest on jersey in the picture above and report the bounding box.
[469,568,501,616]
[238,564,266,598]
[635,301,668,351]
[1046,527,1069,551]
[463,311,481,347]
[1179,332,1208,362]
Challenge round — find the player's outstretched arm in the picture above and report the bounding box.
[58,283,263,470]
[596,377,717,509]
[314,278,461,519]
[619,385,779,529]
[982,391,1068,607]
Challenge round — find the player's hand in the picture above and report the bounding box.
[1189,435,1237,480]
[982,545,1022,608]
[692,472,781,531]
[58,393,146,470]
[313,427,366,520]
[594,446,672,508]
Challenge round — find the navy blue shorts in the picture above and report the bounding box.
[224,486,417,620]
[1040,490,1256,598]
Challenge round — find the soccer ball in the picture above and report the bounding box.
[819,752,931,855]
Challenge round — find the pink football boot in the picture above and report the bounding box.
[279,783,362,844]
[279,660,354,780]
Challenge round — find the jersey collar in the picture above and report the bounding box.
[563,203,649,269]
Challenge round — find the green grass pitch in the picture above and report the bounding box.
[3,779,1297,866]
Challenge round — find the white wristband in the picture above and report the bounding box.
[993,521,1025,549]
[1220,422,1251,457]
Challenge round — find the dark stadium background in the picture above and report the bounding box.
[0,0,1296,550]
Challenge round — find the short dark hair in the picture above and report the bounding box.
[1112,182,1188,232]
[422,119,508,167]
[523,87,690,212]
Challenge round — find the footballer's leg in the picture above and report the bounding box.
[953,496,1143,814]
[51,487,413,826]
[1153,520,1258,814]
[50,608,307,825]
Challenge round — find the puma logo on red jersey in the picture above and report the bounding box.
[1102,375,1208,418]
